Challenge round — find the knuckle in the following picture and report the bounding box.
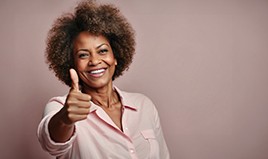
[66,107,72,113]
[67,114,74,120]
[66,100,72,106]
[66,100,77,106]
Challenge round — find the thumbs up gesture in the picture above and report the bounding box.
[61,68,91,125]
[48,69,91,142]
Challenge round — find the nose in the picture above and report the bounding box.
[88,54,101,66]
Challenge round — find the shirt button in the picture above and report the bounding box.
[129,148,135,154]
[125,127,128,130]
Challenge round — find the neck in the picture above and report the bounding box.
[82,84,119,108]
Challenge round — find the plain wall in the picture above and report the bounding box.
[1,0,268,158]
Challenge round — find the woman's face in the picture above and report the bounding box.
[73,32,117,90]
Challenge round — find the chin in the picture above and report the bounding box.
[83,79,112,90]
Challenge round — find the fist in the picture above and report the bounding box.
[61,69,91,125]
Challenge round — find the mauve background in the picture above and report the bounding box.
[1,0,268,158]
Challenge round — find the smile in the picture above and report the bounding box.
[90,69,106,74]
[88,68,106,77]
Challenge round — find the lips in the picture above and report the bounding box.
[87,68,106,77]
[90,68,106,74]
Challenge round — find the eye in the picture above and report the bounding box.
[78,53,89,59]
[98,49,108,54]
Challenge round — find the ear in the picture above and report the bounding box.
[115,59,117,65]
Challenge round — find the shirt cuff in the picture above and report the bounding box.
[37,112,77,157]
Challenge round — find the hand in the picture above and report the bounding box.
[61,68,91,125]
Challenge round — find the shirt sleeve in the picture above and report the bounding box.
[37,96,77,157]
[152,100,170,159]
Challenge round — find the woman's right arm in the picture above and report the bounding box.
[37,69,91,157]
[48,69,91,143]
[48,89,91,142]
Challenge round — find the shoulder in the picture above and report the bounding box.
[47,95,67,105]
[43,94,67,116]
[117,88,161,127]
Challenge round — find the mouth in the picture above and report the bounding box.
[87,68,106,77]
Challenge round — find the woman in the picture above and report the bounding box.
[37,1,170,158]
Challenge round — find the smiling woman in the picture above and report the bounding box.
[37,0,169,159]
[73,32,117,90]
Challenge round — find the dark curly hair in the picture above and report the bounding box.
[46,0,135,87]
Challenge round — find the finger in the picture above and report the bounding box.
[67,107,90,115]
[70,68,79,91]
[76,93,91,102]
[76,101,91,108]
[67,100,91,108]
[68,114,88,123]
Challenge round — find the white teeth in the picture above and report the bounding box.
[90,69,105,74]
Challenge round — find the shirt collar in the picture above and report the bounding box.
[113,86,137,111]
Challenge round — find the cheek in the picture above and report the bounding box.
[106,55,117,66]
[110,59,117,66]
[75,60,88,70]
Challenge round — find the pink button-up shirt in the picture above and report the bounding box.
[37,87,170,159]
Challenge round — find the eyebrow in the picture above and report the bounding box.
[76,43,109,53]
[96,43,109,49]
[76,49,89,53]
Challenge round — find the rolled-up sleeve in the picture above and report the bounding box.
[37,97,77,157]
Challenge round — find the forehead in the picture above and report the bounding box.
[74,32,110,47]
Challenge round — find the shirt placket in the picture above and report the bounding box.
[121,106,139,159]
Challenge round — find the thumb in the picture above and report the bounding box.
[69,68,79,91]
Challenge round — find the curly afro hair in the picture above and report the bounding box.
[46,0,136,87]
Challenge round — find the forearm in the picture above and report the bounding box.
[48,108,75,143]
